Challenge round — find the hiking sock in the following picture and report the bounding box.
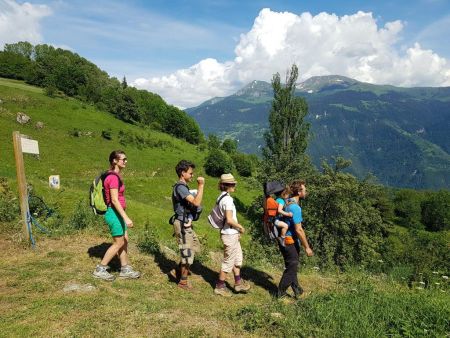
[234,275,242,284]
[216,280,225,288]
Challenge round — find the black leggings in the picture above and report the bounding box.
[278,242,301,294]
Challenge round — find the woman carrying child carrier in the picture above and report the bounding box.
[214,174,251,297]
[92,150,140,281]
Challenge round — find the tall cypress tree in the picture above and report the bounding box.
[261,64,312,183]
[121,76,128,89]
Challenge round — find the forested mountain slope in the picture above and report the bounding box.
[187,76,450,189]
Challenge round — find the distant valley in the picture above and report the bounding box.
[186,75,450,189]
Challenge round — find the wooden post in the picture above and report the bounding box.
[12,131,31,243]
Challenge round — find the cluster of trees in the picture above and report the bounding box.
[0,42,202,144]
[259,65,388,268]
[393,189,449,232]
[203,135,258,177]
[256,64,449,276]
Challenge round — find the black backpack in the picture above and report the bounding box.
[262,181,285,240]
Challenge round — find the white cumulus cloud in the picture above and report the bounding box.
[0,0,51,48]
[133,8,450,108]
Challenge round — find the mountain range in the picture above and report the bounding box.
[186,75,450,189]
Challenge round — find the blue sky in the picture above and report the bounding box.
[1,0,450,107]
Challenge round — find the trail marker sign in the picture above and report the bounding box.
[20,137,39,155]
[12,131,40,244]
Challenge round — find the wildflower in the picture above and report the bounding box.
[312,266,320,271]
[434,282,440,285]
[443,276,449,280]
[377,259,384,263]
[432,271,439,274]
[415,287,424,290]
[419,281,425,285]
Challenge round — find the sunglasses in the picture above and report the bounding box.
[119,157,128,162]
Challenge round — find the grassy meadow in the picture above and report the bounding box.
[0,78,448,337]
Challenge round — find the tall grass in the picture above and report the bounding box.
[231,273,450,337]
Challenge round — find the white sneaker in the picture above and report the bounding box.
[119,265,141,279]
[93,265,115,281]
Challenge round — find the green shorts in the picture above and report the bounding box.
[104,207,127,237]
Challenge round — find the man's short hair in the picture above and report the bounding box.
[175,160,196,177]
[290,180,306,196]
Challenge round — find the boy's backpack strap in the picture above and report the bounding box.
[173,182,189,226]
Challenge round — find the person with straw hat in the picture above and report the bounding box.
[213,173,251,297]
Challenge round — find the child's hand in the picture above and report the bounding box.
[288,212,293,217]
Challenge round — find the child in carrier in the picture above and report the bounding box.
[274,186,293,246]
[183,189,201,228]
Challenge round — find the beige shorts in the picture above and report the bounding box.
[173,219,201,265]
[221,233,243,273]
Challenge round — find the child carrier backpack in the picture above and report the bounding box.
[207,193,229,229]
[89,171,122,215]
[169,183,203,225]
[262,181,285,240]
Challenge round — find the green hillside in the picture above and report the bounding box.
[0,77,257,247]
[1,79,449,337]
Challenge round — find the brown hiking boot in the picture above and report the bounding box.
[177,281,193,290]
[214,286,232,297]
[234,279,251,292]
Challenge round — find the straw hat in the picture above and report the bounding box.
[219,173,237,184]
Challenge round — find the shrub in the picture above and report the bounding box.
[232,153,253,177]
[383,227,450,284]
[421,190,450,232]
[118,130,173,149]
[101,129,113,140]
[138,222,161,255]
[68,128,81,137]
[0,178,19,222]
[221,138,238,153]
[68,200,103,230]
[203,149,233,177]
[149,121,162,131]
[393,189,425,230]
[304,160,388,269]
[44,84,57,97]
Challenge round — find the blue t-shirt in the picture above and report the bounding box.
[275,197,286,220]
[285,200,302,239]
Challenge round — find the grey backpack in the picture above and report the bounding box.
[207,193,228,229]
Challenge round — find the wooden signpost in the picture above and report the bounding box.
[12,131,40,244]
